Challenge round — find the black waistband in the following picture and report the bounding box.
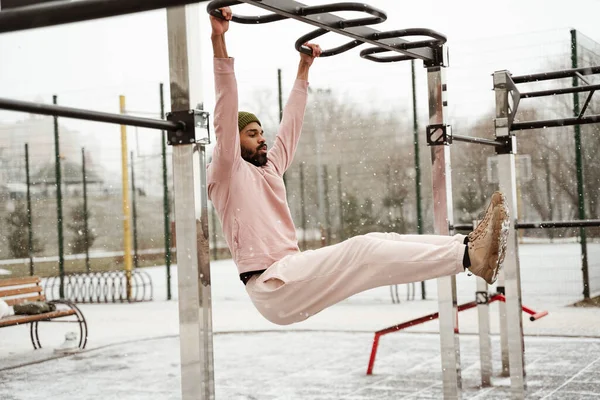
[240,269,266,285]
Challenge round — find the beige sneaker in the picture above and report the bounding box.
[468,191,508,264]
[467,204,510,285]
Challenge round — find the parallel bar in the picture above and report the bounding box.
[0,97,180,131]
[511,114,600,130]
[454,219,600,230]
[0,0,203,34]
[236,0,436,62]
[512,65,600,84]
[452,134,504,147]
[427,66,461,399]
[516,220,600,229]
[520,83,600,98]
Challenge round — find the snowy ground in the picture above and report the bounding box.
[1,242,599,399]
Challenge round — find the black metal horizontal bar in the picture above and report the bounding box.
[0,0,205,34]
[452,219,600,231]
[452,224,473,231]
[452,134,504,147]
[511,114,600,131]
[0,97,180,131]
[512,66,600,84]
[520,83,600,99]
[0,0,60,9]
[516,220,600,229]
[209,0,439,63]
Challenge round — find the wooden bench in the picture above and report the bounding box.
[0,276,88,350]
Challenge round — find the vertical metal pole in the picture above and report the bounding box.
[427,59,461,398]
[53,95,65,299]
[412,60,426,300]
[130,151,139,269]
[211,206,218,260]
[475,217,492,386]
[498,272,509,376]
[494,70,526,398]
[166,4,214,399]
[477,277,492,386]
[278,68,284,122]
[196,143,215,400]
[570,29,590,299]
[544,157,554,240]
[160,83,173,301]
[120,95,133,301]
[337,164,344,241]
[300,162,307,249]
[323,165,331,245]
[82,148,91,273]
[25,143,34,276]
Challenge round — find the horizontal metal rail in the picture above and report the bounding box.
[0,0,206,34]
[452,134,504,147]
[0,97,180,131]
[520,83,600,99]
[208,0,446,64]
[452,219,600,231]
[511,114,600,131]
[511,66,600,84]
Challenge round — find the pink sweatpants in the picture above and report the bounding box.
[246,232,467,325]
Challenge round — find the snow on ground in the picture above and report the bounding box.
[0,242,599,399]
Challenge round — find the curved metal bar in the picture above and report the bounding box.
[208,1,386,27]
[360,46,416,63]
[50,300,89,349]
[30,321,39,350]
[207,0,288,24]
[360,29,446,63]
[295,28,364,57]
[44,270,153,303]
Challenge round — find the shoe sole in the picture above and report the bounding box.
[487,203,510,285]
[496,193,509,266]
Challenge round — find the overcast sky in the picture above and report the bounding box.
[0,0,599,173]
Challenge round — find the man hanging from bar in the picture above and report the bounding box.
[207,7,510,326]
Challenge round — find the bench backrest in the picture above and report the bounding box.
[0,277,45,306]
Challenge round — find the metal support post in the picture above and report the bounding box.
[166,4,215,399]
[120,95,133,300]
[426,47,461,399]
[498,272,509,377]
[474,216,492,387]
[25,143,34,276]
[493,70,526,398]
[53,95,65,299]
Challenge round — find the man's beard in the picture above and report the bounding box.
[242,145,268,167]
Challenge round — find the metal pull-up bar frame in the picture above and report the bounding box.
[0,1,461,399]
[501,66,600,131]
[207,0,447,65]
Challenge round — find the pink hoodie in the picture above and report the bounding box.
[207,58,309,275]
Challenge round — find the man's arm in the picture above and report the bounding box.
[268,43,322,175]
[209,8,241,182]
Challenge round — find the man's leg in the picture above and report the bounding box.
[246,233,465,325]
[365,232,466,246]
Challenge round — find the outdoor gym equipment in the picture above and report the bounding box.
[3,1,596,399]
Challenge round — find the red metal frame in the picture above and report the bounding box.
[366,293,548,375]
